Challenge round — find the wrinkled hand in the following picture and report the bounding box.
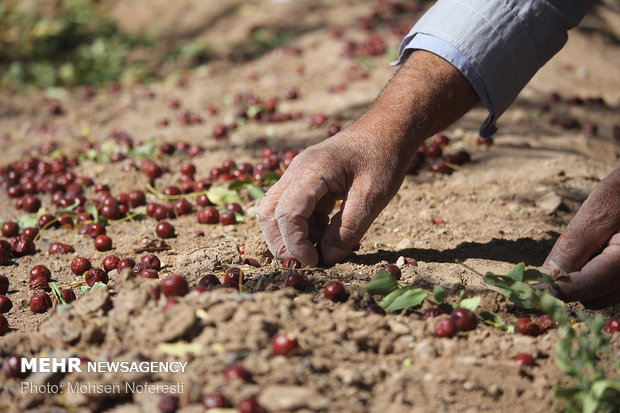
[542,167,620,308]
[257,129,409,266]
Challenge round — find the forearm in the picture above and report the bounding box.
[350,50,479,160]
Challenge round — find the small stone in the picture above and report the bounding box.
[535,191,565,214]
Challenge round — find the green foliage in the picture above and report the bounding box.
[362,270,428,312]
[554,314,620,413]
[0,0,149,90]
[481,264,619,412]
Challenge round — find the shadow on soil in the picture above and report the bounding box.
[352,232,560,267]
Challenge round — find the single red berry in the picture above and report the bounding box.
[198,274,221,289]
[71,257,92,276]
[196,194,212,207]
[180,163,196,176]
[141,254,161,270]
[2,354,28,378]
[162,298,179,310]
[21,227,38,240]
[536,314,555,333]
[139,268,159,279]
[10,236,36,256]
[283,272,305,290]
[201,391,230,409]
[434,317,457,338]
[30,292,52,313]
[161,275,189,298]
[219,211,236,225]
[94,235,113,251]
[435,134,450,146]
[29,276,50,292]
[30,265,51,281]
[245,257,260,267]
[49,242,74,255]
[238,397,266,413]
[128,190,146,208]
[365,304,386,315]
[383,264,401,280]
[102,255,120,272]
[224,267,243,286]
[1,221,19,237]
[157,394,179,413]
[21,195,41,213]
[423,307,443,319]
[451,308,477,332]
[515,353,535,366]
[282,257,302,269]
[84,268,108,287]
[515,317,541,337]
[117,257,135,273]
[603,314,620,334]
[324,281,347,302]
[172,199,192,216]
[0,295,13,313]
[424,143,443,159]
[223,365,251,382]
[0,275,8,294]
[60,288,76,303]
[225,202,243,214]
[271,333,299,356]
[0,314,8,335]
[87,223,106,238]
[156,221,175,239]
[428,161,451,174]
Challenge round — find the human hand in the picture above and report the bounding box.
[542,167,620,308]
[256,128,410,266]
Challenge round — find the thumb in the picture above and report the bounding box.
[542,168,620,276]
[320,181,381,265]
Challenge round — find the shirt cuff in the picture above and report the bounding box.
[391,33,497,138]
[391,0,595,139]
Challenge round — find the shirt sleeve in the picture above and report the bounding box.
[392,0,596,138]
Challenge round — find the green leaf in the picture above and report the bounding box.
[432,285,447,304]
[456,296,481,312]
[49,282,67,305]
[591,379,620,398]
[228,179,251,191]
[506,263,525,281]
[56,200,80,214]
[582,393,599,413]
[522,268,555,285]
[233,212,245,223]
[362,270,399,296]
[17,214,39,229]
[131,139,156,159]
[379,287,408,308]
[86,200,99,222]
[206,187,242,205]
[246,184,266,200]
[482,273,514,296]
[382,287,427,312]
[260,172,282,186]
[479,311,504,328]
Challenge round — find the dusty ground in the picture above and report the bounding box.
[1,1,619,412]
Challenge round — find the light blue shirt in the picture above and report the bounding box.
[393,0,596,137]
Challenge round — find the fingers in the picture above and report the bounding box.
[551,232,620,306]
[542,168,620,275]
[274,170,331,266]
[257,175,293,261]
[321,179,380,265]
